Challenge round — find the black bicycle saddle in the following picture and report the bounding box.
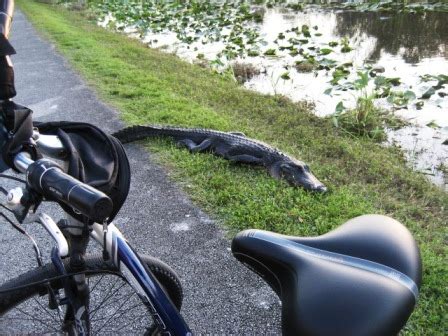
[232,214,422,336]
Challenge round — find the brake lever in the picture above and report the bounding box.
[2,186,68,256]
[23,212,69,258]
[4,186,41,223]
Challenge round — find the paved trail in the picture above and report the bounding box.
[0,9,281,334]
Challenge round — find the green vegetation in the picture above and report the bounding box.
[91,0,268,61]
[332,97,393,141]
[18,1,447,334]
[83,0,446,119]
[330,71,408,141]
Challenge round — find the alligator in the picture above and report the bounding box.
[112,125,327,192]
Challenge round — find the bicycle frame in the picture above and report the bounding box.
[90,222,192,335]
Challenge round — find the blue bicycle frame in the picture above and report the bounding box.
[90,222,193,335]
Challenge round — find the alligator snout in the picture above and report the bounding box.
[278,161,327,192]
[300,175,327,193]
[310,184,327,193]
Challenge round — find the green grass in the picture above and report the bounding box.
[17,1,447,334]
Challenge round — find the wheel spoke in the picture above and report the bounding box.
[89,281,127,318]
[88,274,106,294]
[90,292,141,323]
[8,305,58,331]
[0,255,180,335]
[32,295,63,326]
[115,312,151,332]
[94,301,150,333]
[90,287,137,319]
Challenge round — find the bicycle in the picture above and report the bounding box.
[0,1,422,335]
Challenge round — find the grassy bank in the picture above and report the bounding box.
[18,1,447,334]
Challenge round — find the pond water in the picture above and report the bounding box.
[97,1,448,190]
[242,8,448,189]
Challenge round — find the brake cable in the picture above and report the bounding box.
[0,173,26,184]
[0,211,43,266]
[0,269,121,294]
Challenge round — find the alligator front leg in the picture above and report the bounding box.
[176,138,213,153]
[268,163,282,179]
[227,154,263,165]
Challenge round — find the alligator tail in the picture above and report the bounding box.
[112,125,166,144]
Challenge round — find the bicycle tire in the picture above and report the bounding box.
[0,253,183,335]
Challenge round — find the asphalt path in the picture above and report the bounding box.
[0,10,281,334]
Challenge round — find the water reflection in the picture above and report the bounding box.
[334,11,448,64]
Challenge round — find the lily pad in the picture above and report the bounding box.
[403,90,417,101]
[319,48,333,56]
[264,48,277,56]
[421,87,436,99]
[247,50,260,57]
[335,101,345,113]
[281,72,291,80]
[289,49,299,56]
[426,121,440,129]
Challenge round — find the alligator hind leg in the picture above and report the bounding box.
[176,138,212,153]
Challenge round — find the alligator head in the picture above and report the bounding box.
[270,160,327,192]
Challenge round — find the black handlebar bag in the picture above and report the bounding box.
[0,35,17,100]
[35,121,131,224]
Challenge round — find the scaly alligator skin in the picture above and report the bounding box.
[113,125,327,192]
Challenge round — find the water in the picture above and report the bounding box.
[242,8,448,189]
[99,2,448,190]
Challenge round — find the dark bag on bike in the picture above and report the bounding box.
[0,101,34,171]
[0,35,17,100]
[34,121,131,224]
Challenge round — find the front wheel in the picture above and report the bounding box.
[0,253,183,335]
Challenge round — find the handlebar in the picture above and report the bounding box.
[14,153,113,223]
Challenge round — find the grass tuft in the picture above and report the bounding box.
[332,94,406,141]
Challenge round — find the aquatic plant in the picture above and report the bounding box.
[330,71,407,141]
[231,62,261,83]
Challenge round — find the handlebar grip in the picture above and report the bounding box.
[26,159,113,223]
